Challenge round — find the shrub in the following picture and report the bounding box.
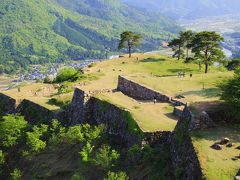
[10,168,22,180]
[55,67,80,83]
[71,172,85,180]
[0,150,5,165]
[26,124,48,154]
[104,171,129,180]
[93,145,119,170]
[127,144,141,161]
[61,126,84,144]
[79,142,94,163]
[57,85,73,94]
[48,98,71,109]
[219,68,240,122]
[226,58,240,70]
[0,114,28,148]
[43,76,53,84]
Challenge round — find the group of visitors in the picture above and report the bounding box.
[178,71,193,78]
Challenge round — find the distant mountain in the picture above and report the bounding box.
[0,0,180,73]
[122,0,240,20]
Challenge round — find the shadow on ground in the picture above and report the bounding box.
[182,88,220,98]
[140,58,166,63]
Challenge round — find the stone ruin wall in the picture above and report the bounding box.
[59,88,143,147]
[169,106,203,179]
[0,93,55,124]
[0,88,204,179]
[0,93,17,116]
[117,75,170,102]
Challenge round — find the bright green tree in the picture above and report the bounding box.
[191,31,225,73]
[219,68,240,122]
[0,115,27,148]
[168,37,185,60]
[180,30,195,60]
[93,145,119,170]
[0,150,5,165]
[26,124,48,154]
[104,171,129,180]
[118,31,142,58]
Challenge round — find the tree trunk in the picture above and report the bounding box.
[186,48,189,59]
[198,62,202,70]
[205,63,209,74]
[128,46,131,58]
[178,45,181,60]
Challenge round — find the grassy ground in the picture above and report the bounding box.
[97,92,177,132]
[1,53,232,131]
[191,126,240,180]
[128,72,233,103]
[2,83,61,110]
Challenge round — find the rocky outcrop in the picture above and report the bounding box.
[169,106,202,180]
[117,75,170,102]
[142,131,171,147]
[0,93,17,116]
[189,111,216,130]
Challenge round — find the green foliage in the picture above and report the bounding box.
[0,0,179,73]
[49,121,104,146]
[123,112,143,138]
[26,124,48,154]
[219,69,240,122]
[173,119,189,147]
[169,30,225,73]
[118,31,142,57]
[48,98,71,110]
[0,150,5,165]
[57,85,71,94]
[104,171,129,180]
[93,145,120,170]
[191,31,225,73]
[0,114,27,148]
[127,144,141,160]
[168,37,185,60]
[10,168,22,180]
[55,67,79,83]
[61,126,84,144]
[175,167,185,179]
[79,142,94,163]
[71,172,86,180]
[226,58,240,70]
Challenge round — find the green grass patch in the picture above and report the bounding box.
[191,126,240,180]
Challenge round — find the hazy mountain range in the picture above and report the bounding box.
[122,0,240,19]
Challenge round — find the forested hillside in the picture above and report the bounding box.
[123,0,240,19]
[0,0,179,73]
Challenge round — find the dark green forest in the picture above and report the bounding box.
[0,0,180,73]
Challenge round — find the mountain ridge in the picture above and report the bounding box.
[0,0,180,73]
[122,0,240,20]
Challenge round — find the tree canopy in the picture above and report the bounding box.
[191,31,225,73]
[118,31,142,58]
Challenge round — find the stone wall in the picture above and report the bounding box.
[57,88,144,147]
[16,99,55,125]
[117,76,170,102]
[0,93,55,124]
[0,93,17,116]
[58,88,90,125]
[87,97,143,147]
[169,106,202,179]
